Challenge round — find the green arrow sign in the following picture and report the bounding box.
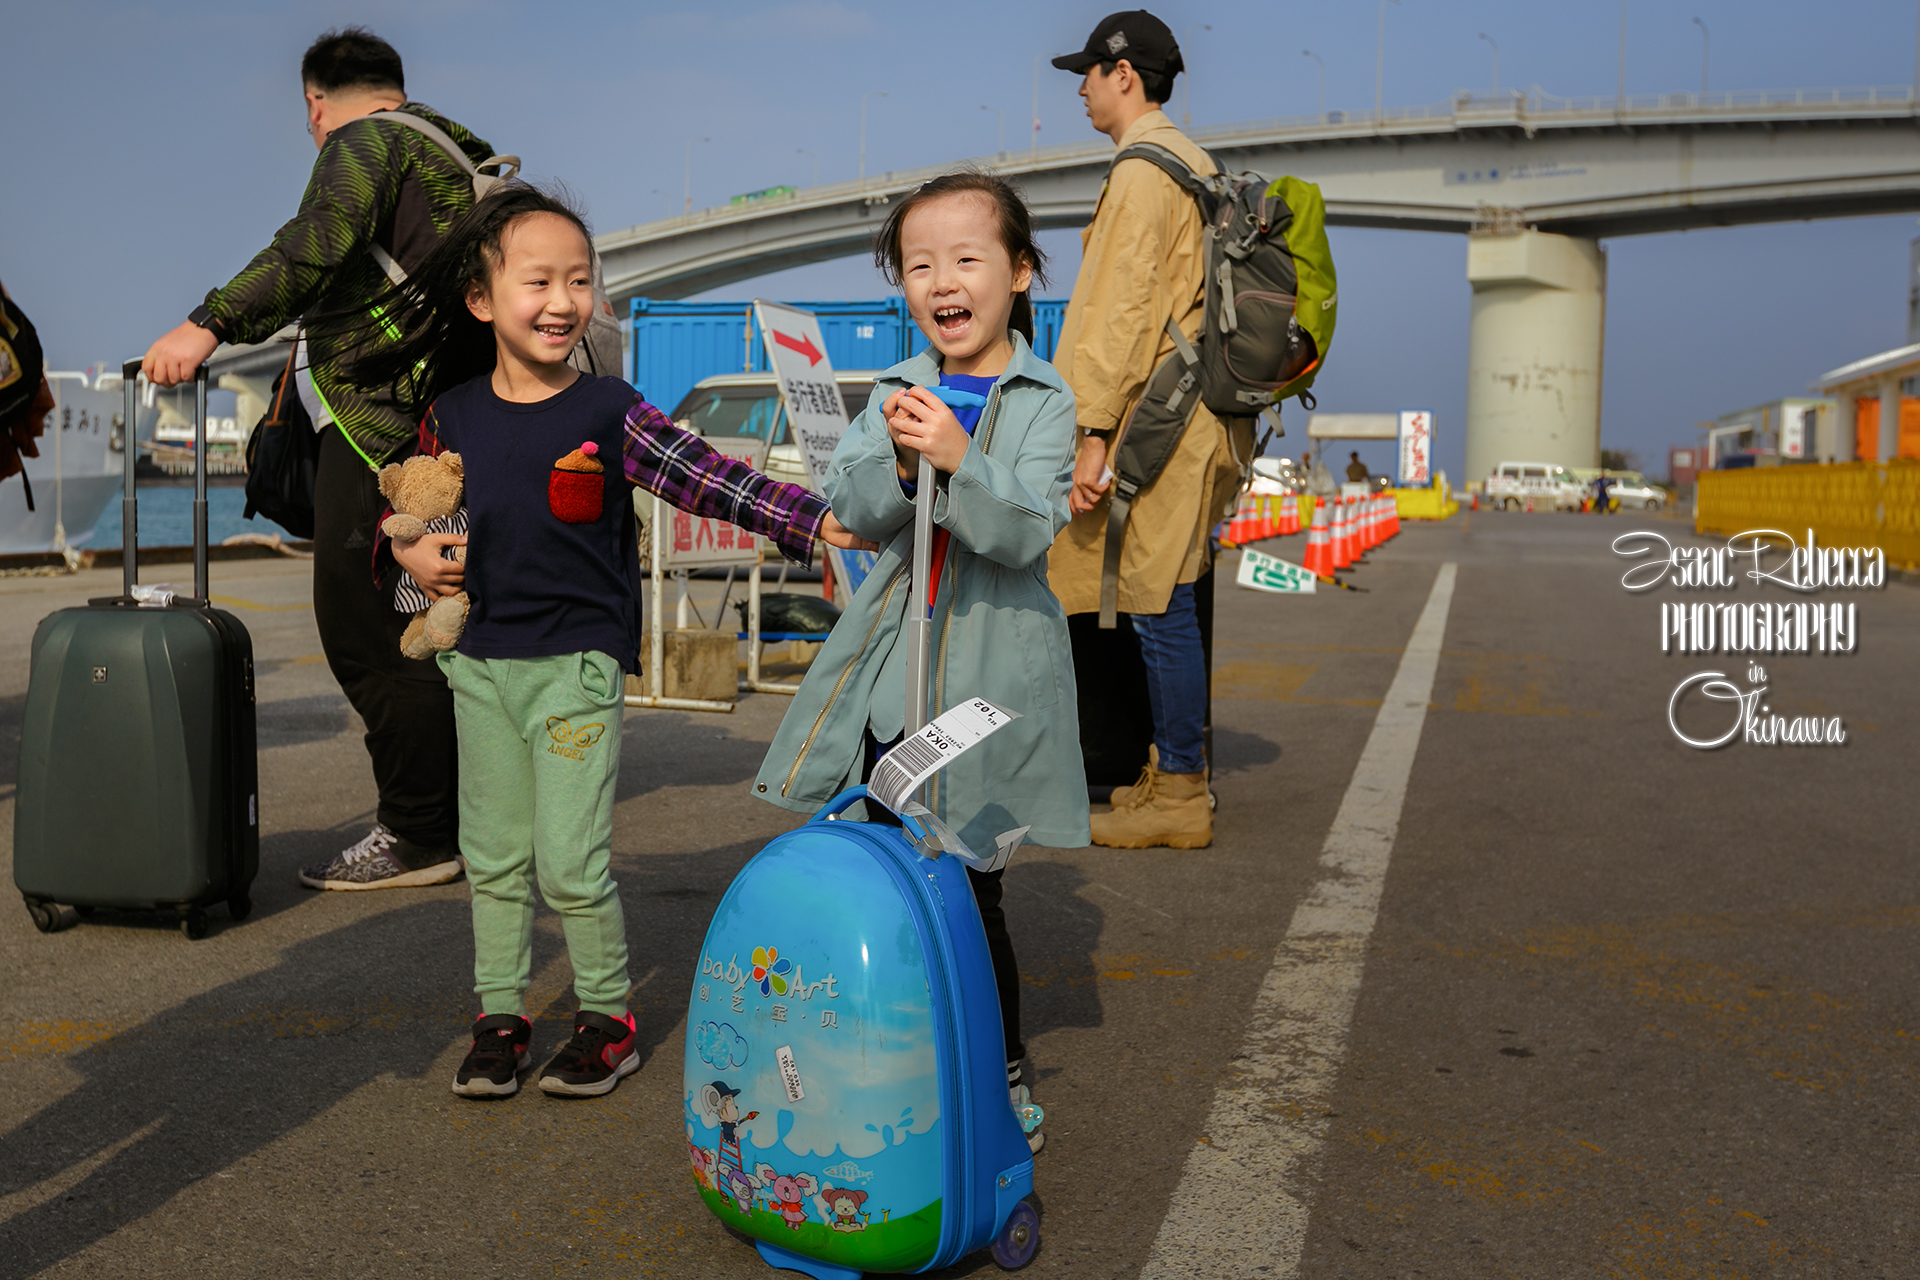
[1236,547,1317,594]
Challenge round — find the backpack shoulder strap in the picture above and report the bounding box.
[366,110,521,191]
[362,111,522,285]
[1111,142,1216,210]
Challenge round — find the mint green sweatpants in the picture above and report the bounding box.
[438,649,630,1017]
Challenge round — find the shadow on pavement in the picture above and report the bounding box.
[616,712,766,804]
[0,690,24,806]
[1005,859,1107,1053]
[1209,725,1281,779]
[255,693,351,750]
[0,900,470,1277]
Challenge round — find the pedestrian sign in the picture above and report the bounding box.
[753,299,876,603]
[1236,547,1316,594]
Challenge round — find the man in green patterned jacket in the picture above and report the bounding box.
[143,27,494,890]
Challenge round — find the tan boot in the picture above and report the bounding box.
[1107,745,1161,810]
[1090,769,1212,849]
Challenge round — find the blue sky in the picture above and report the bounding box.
[5,0,1916,480]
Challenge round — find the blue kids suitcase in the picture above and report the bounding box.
[682,430,1038,1278]
[682,787,1037,1277]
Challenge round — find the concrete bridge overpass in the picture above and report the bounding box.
[595,86,1920,479]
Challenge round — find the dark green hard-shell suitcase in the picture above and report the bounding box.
[12,363,259,938]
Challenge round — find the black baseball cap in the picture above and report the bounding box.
[1051,11,1185,75]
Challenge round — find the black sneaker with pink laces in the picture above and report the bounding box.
[451,1014,533,1098]
[537,1011,639,1097]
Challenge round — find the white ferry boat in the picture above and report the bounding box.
[0,367,147,555]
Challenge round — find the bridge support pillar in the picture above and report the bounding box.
[1464,230,1606,483]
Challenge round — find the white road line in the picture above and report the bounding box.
[1139,562,1458,1280]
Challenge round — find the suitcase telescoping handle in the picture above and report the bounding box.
[902,453,936,738]
[119,360,140,598]
[117,361,210,602]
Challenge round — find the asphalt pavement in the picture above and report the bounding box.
[0,509,1912,1279]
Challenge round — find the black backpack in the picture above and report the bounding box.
[242,342,321,539]
[1,290,49,511]
[1096,144,1339,627]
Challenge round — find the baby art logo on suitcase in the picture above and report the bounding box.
[686,870,946,1272]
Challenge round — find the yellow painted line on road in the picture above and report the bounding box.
[210,593,312,612]
[1,1019,122,1060]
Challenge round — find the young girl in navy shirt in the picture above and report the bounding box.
[332,184,871,1099]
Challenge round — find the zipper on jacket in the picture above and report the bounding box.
[781,568,907,797]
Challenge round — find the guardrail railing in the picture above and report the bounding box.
[596,86,1918,247]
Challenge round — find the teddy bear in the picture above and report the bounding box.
[377,451,470,660]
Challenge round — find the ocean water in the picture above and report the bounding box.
[90,485,298,549]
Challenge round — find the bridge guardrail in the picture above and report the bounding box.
[1696,460,1920,571]
[596,85,1920,243]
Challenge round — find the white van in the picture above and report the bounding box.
[1484,461,1584,511]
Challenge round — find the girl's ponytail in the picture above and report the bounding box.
[1008,291,1035,346]
[873,169,1048,347]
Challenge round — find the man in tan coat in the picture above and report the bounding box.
[1048,11,1252,849]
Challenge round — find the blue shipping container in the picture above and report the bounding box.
[631,297,1069,417]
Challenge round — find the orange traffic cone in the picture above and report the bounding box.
[1221,493,1253,546]
[1279,492,1299,535]
[1301,500,1334,575]
[1388,494,1401,538]
[1360,497,1378,550]
[1331,498,1353,569]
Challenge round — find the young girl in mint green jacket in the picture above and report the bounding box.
[754,172,1088,1151]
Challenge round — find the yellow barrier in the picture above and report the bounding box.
[1390,487,1459,520]
[1696,461,1920,571]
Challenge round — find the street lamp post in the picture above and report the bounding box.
[1302,49,1326,118]
[859,90,888,182]
[683,136,708,215]
[1617,0,1627,106]
[1478,32,1499,95]
[1181,23,1210,128]
[1031,53,1043,158]
[1692,17,1709,94]
[981,105,1006,158]
[1375,0,1400,123]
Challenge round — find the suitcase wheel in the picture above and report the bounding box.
[22,897,63,934]
[990,1198,1040,1271]
[228,893,253,922]
[178,909,210,941]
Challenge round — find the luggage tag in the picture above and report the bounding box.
[867,698,1022,863]
[895,801,1032,873]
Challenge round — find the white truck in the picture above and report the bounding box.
[1484,461,1585,511]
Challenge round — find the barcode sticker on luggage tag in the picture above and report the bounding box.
[775,1044,805,1103]
[868,698,1021,815]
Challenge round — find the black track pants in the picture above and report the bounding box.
[310,425,459,848]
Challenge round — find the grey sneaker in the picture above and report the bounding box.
[298,824,463,891]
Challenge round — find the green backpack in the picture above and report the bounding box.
[1096,144,1339,627]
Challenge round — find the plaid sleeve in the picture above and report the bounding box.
[621,396,827,566]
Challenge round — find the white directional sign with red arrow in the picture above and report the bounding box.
[754,300,848,490]
[753,299,877,600]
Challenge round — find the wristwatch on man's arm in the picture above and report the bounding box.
[185,305,232,344]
